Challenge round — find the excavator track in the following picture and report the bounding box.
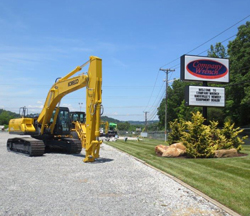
[44,138,82,154]
[7,137,45,156]
[64,138,82,154]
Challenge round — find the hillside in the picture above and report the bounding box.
[101,116,120,124]
[0,109,20,125]
[0,109,157,127]
[101,116,158,125]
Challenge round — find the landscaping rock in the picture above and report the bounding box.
[155,145,169,156]
[214,148,238,158]
[162,147,184,157]
[162,143,186,157]
[170,142,186,151]
[156,143,186,157]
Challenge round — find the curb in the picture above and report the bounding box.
[105,144,241,216]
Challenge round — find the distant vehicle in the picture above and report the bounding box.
[107,122,118,137]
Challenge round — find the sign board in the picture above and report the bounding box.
[181,55,229,83]
[185,86,225,107]
[140,132,148,138]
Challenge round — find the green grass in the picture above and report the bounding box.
[107,139,250,216]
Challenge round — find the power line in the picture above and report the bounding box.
[186,16,250,54]
[160,14,250,69]
[168,33,238,71]
[147,86,166,121]
[143,70,161,111]
[0,84,163,89]
[147,83,164,114]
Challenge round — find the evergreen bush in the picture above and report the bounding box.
[181,112,215,158]
[168,119,186,144]
[167,111,248,158]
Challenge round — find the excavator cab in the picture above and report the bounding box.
[52,107,71,135]
[70,111,86,129]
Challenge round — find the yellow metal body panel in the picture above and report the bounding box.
[84,57,102,162]
[9,118,36,134]
[73,121,87,148]
[101,121,109,134]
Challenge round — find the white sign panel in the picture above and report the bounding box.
[185,86,225,107]
[181,55,229,83]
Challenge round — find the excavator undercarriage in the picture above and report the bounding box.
[7,137,45,156]
[7,136,82,156]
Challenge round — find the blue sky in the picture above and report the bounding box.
[0,0,249,121]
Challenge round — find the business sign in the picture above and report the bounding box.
[185,86,225,107]
[181,55,229,83]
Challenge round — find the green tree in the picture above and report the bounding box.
[227,21,250,125]
[0,109,19,125]
[207,42,227,58]
[207,42,227,125]
[157,80,199,129]
[207,108,224,126]
[147,122,159,131]
[117,122,130,131]
[0,111,11,125]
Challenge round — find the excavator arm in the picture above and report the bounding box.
[37,62,88,133]
[84,57,102,161]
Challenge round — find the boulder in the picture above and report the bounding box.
[170,142,186,151]
[155,145,169,156]
[156,142,186,157]
[214,148,238,158]
[162,147,185,157]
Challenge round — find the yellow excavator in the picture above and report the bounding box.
[69,112,108,145]
[7,56,102,162]
[70,111,87,148]
[100,121,109,136]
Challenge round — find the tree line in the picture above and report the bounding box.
[157,21,250,128]
[0,109,20,126]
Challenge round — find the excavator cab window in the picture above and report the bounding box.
[54,108,71,135]
[70,112,86,123]
[70,112,85,129]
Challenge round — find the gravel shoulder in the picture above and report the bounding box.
[0,132,231,216]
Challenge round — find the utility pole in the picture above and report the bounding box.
[160,68,175,142]
[143,111,149,132]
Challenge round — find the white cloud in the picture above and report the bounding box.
[27,104,43,109]
[111,58,128,68]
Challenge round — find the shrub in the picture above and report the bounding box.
[168,119,186,144]
[181,112,215,158]
[221,121,248,151]
[167,111,248,158]
[210,121,232,150]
